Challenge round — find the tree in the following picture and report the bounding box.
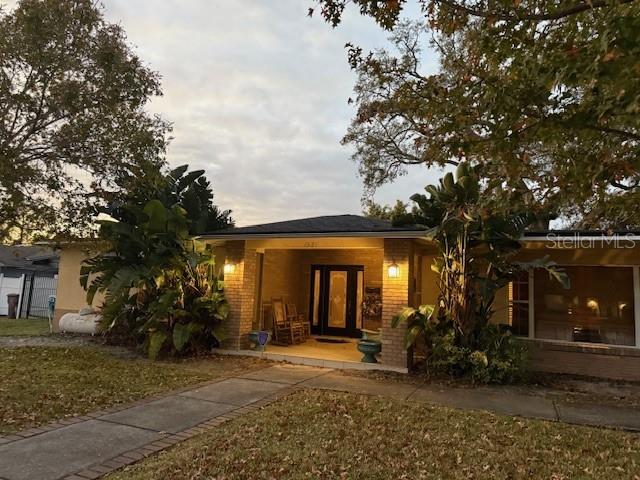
[362,199,409,221]
[392,163,568,382]
[395,162,568,342]
[0,0,170,243]
[311,1,640,228]
[81,199,229,360]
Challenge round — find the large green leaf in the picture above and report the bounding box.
[143,199,168,233]
[148,331,167,360]
[172,322,190,352]
[418,304,435,318]
[442,172,455,193]
[212,323,227,342]
[392,307,416,328]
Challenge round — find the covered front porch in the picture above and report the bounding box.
[220,237,411,369]
[201,215,431,371]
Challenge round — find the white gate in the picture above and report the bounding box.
[0,274,23,316]
[23,275,58,318]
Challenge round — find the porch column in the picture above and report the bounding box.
[381,238,414,368]
[221,240,257,350]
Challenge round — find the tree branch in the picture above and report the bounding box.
[436,0,637,21]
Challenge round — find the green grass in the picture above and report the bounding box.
[107,389,640,480]
[0,347,266,434]
[0,317,50,336]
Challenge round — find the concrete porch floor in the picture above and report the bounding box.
[269,337,362,362]
[216,337,407,373]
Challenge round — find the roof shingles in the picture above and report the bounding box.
[203,214,425,237]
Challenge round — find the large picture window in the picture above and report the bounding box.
[534,266,636,346]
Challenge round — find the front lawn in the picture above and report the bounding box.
[0,347,266,434]
[107,389,640,480]
[0,317,50,336]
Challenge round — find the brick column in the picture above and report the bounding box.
[221,241,257,350]
[381,238,414,368]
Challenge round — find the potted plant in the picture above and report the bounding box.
[248,330,271,351]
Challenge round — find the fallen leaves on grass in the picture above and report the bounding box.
[0,347,266,434]
[106,390,640,480]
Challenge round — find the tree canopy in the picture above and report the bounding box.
[362,198,409,221]
[0,0,171,243]
[311,0,640,228]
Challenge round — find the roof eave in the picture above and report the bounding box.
[523,235,640,242]
[197,230,428,241]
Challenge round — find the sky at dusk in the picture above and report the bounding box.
[7,0,443,226]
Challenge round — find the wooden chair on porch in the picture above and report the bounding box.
[285,302,311,339]
[271,297,304,345]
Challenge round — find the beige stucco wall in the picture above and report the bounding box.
[419,255,440,307]
[519,242,640,266]
[54,244,105,330]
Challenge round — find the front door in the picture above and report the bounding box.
[310,265,364,338]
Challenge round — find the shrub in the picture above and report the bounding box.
[81,199,229,359]
[391,164,566,383]
[393,306,529,383]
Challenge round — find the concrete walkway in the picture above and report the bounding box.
[2,364,640,480]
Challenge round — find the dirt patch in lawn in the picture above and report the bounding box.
[106,389,640,480]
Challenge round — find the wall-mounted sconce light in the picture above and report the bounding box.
[388,262,400,279]
[223,262,236,275]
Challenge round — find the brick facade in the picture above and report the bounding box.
[221,241,257,350]
[381,239,414,368]
[222,241,415,369]
[528,340,640,381]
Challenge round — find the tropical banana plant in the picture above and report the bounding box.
[80,199,229,359]
[394,162,569,348]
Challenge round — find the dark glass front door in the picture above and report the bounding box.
[309,265,363,338]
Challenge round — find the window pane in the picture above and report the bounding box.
[328,270,347,328]
[312,269,321,326]
[534,266,635,346]
[509,303,529,336]
[356,271,364,330]
[517,281,529,301]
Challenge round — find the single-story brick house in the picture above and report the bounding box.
[55,215,640,380]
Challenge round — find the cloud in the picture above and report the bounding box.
[5,0,442,225]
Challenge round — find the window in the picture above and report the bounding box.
[508,272,529,336]
[312,269,321,327]
[534,266,635,346]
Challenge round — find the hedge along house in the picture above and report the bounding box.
[201,215,640,380]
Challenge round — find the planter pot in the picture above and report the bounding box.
[357,339,382,363]
[248,330,271,351]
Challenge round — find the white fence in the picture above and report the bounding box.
[0,274,24,316]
